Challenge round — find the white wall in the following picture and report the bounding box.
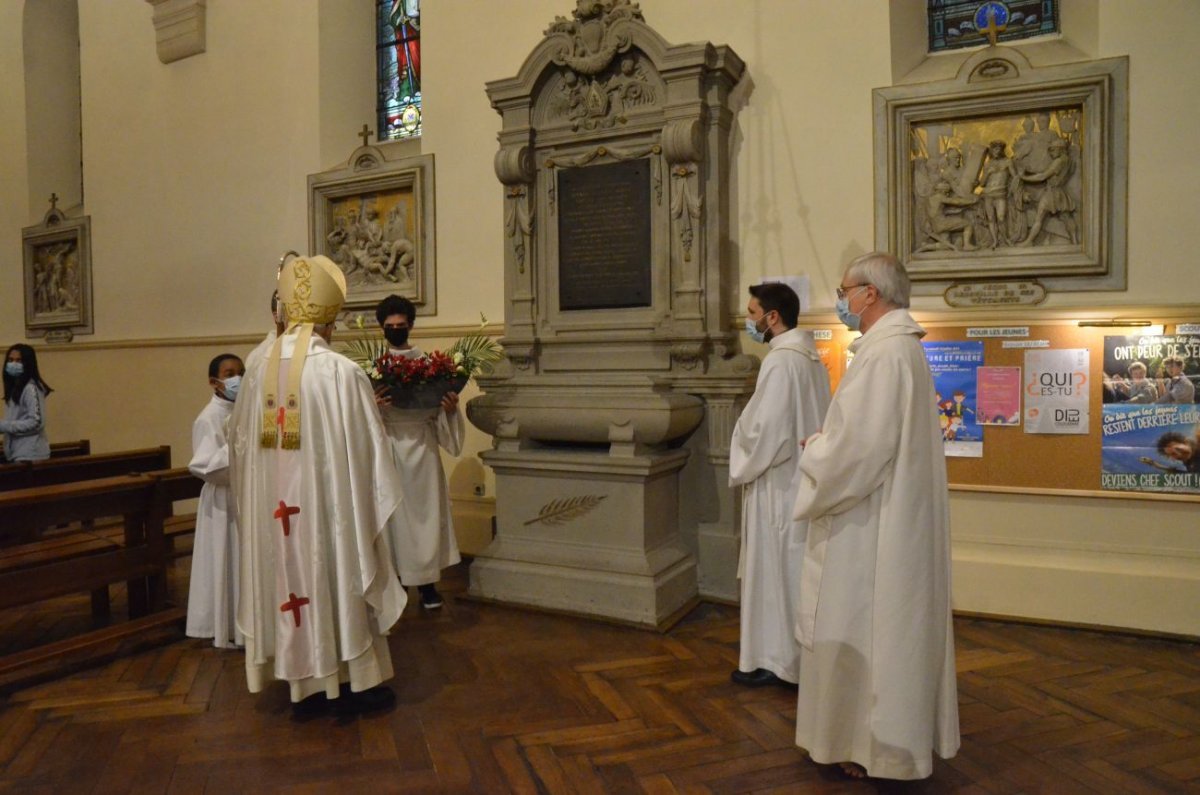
[0,0,1197,633]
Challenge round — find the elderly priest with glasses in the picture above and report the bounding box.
[790,252,959,780]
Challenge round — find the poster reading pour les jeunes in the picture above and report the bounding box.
[1024,349,1089,434]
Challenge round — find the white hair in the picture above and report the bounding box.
[844,252,911,308]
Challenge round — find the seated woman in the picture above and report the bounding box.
[1,343,53,462]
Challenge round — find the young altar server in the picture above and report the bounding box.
[186,353,245,648]
[229,254,406,710]
[729,283,830,687]
[374,294,463,609]
[791,252,959,780]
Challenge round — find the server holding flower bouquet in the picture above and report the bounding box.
[346,295,501,609]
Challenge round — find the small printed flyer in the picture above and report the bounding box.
[1024,349,1090,434]
[923,341,984,457]
[977,366,1022,426]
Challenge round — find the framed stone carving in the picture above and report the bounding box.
[874,49,1128,295]
[22,204,93,339]
[308,149,436,315]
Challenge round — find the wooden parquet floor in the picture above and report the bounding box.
[0,562,1198,794]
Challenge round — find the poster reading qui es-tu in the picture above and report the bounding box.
[1024,349,1089,434]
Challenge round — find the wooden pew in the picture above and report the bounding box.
[0,468,203,686]
[0,438,92,460]
[0,445,171,493]
[90,467,202,559]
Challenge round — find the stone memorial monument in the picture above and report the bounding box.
[467,0,755,628]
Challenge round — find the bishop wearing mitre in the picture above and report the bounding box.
[229,254,407,709]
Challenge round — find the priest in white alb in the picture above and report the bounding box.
[228,254,407,711]
[729,282,830,688]
[791,252,959,780]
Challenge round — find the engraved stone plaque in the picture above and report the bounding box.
[944,280,1046,308]
[558,159,652,310]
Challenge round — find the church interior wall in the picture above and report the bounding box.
[0,1,1196,635]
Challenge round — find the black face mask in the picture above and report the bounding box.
[384,327,410,347]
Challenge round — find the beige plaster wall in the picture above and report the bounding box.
[0,1,1197,633]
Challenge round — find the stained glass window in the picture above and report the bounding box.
[377,0,421,141]
[928,1,1058,53]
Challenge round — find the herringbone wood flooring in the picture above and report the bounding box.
[1,562,1198,793]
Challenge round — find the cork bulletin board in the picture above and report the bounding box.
[805,317,1199,503]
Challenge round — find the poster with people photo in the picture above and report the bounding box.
[1101,334,1200,494]
[923,341,984,457]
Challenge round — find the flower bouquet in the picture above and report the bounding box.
[342,315,503,411]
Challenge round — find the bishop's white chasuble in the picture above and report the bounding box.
[230,330,407,702]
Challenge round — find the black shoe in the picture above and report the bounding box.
[353,685,396,712]
[418,584,444,609]
[334,684,396,716]
[731,668,783,688]
[291,691,331,721]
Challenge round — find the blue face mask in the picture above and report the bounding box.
[4,362,23,377]
[744,317,767,344]
[221,375,242,402]
[835,286,866,331]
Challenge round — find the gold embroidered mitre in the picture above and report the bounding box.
[277,254,347,324]
[261,255,346,449]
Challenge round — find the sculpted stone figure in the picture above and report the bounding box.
[919,180,979,252]
[979,140,1021,248]
[1018,138,1078,246]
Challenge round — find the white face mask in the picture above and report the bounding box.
[744,317,767,344]
[834,286,868,331]
[221,375,242,402]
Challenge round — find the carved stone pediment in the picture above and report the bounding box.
[544,0,644,76]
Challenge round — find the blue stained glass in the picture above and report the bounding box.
[928,0,1058,53]
[377,0,421,141]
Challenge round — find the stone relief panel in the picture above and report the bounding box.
[911,107,1083,254]
[874,48,1128,294]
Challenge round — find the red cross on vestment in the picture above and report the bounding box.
[280,592,310,627]
[273,500,300,536]
[276,406,286,430]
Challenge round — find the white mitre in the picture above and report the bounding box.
[261,255,347,449]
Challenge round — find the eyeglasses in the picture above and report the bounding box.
[836,283,869,300]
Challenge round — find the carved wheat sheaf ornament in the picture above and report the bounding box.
[524,495,608,526]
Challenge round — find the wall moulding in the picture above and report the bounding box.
[874,47,1128,295]
[146,0,206,64]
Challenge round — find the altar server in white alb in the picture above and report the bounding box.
[229,254,407,710]
[374,295,463,610]
[791,252,958,780]
[185,353,245,648]
[729,283,830,688]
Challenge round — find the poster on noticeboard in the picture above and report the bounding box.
[1100,334,1200,494]
[1024,348,1089,435]
[923,341,984,457]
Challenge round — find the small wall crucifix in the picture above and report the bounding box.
[358,124,374,147]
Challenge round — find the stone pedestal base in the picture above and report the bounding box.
[468,447,697,629]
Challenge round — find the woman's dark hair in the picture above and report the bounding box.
[3,344,53,404]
